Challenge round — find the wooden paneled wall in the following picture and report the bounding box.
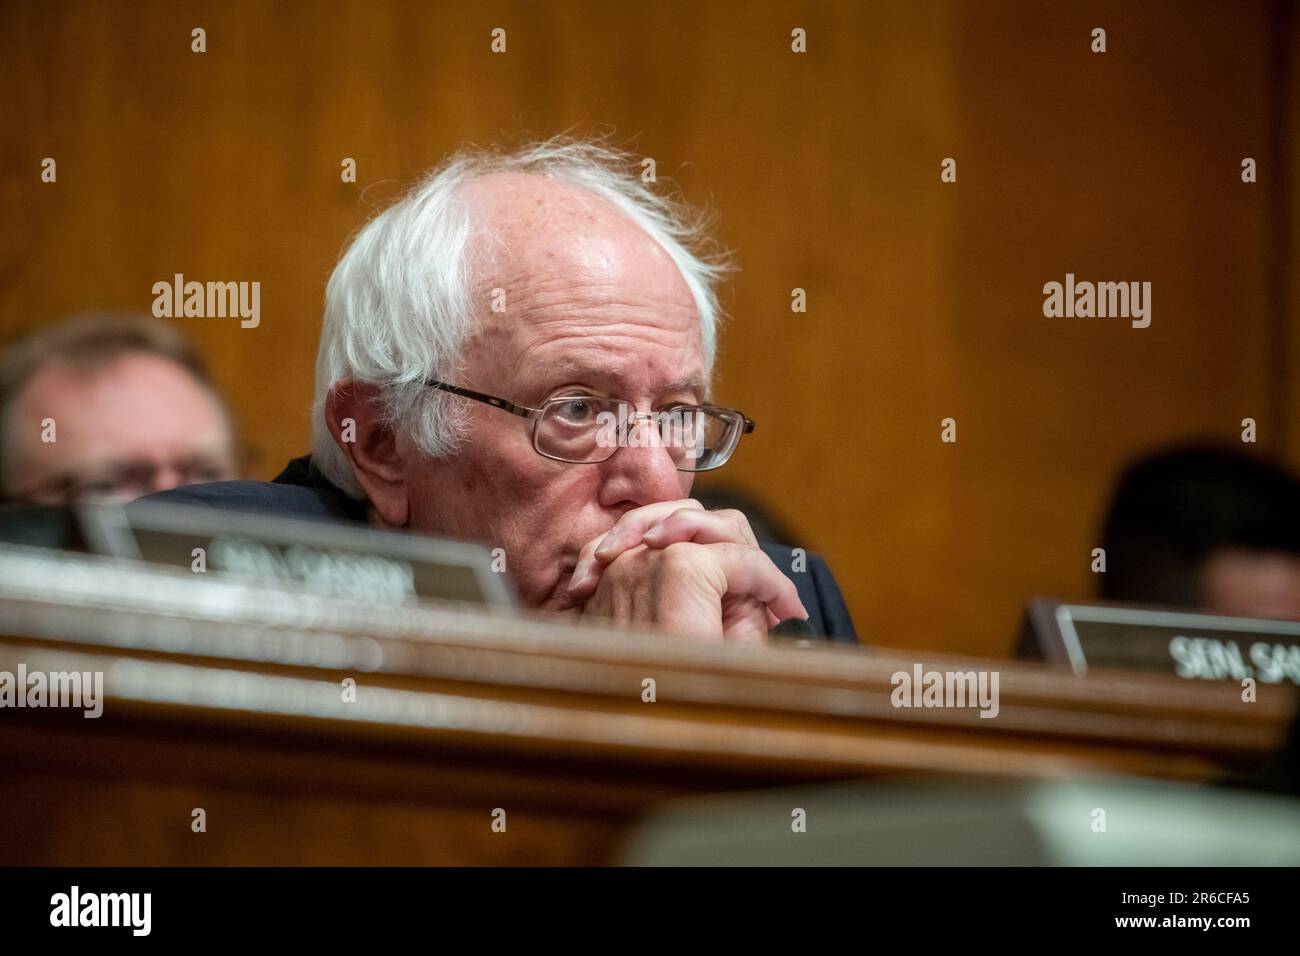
[0,0,1292,656]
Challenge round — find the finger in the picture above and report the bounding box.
[640,507,759,551]
[708,544,809,623]
[595,501,707,562]
[730,624,769,645]
[568,499,704,596]
[657,542,807,624]
[720,596,776,643]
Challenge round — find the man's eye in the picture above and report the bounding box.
[553,399,596,424]
[79,479,122,495]
[185,465,226,483]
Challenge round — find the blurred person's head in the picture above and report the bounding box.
[1099,445,1300,620]
[0,312,238,504]
[316,137,740,610]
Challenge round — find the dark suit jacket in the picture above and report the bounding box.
[137,457,859,644]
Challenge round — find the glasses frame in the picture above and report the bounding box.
[424,380,755,472]
[1,443,251,508]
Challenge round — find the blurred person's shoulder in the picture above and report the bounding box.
[131,455,364,524]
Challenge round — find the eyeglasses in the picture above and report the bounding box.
[5,450,244,507]
[3,442,254,507]
[425,381,755,472]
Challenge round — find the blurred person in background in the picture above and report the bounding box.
[1099,444,1300,621]
[0,312,240,505]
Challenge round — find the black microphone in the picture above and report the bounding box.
[770,616,816,639]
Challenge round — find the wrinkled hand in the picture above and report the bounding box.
[567,500,808,641]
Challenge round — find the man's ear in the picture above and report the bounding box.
[324,381,409,527]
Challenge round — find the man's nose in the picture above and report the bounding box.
[596,417,686,508]
[149,466,186,494]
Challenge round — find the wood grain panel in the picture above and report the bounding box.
[0,0,1288,656]
[1,545,1292,864]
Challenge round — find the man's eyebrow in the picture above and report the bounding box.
[662,375,709,399]
[546,362,708,397]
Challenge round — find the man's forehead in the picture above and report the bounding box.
[459,172,706,389]
[462,173,687,294]
[461,173,616,264]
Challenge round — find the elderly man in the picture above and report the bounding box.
[145,139,855,643]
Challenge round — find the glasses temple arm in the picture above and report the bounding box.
[425,380,538,418]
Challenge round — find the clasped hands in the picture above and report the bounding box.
[565,499,809,642]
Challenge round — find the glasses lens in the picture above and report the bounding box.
[535,396,626,463]
[535,399,745,470]
[663,407,741,471]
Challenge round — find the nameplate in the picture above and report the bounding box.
[1016,599,1300,685]
[78,500,515,608]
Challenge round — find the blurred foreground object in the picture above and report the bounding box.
[619,776,1300,866]
[1016,597,1300,683]
[79,498,514,607]
[0,544,1294,864]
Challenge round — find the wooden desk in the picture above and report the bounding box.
[0,545,1293,865]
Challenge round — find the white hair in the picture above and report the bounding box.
[311,136,736,500]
